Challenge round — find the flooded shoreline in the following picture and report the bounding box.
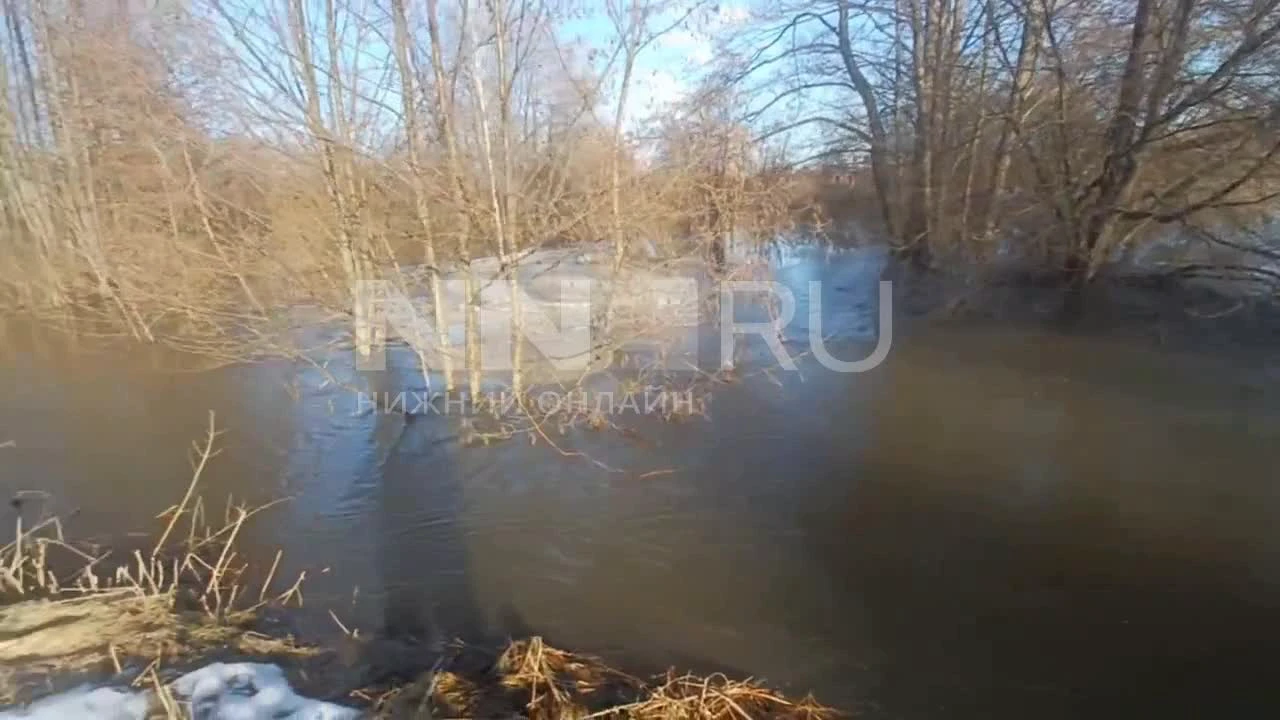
[2,554,843,719]
[4,248,1280,718]
[888,254,1280,363]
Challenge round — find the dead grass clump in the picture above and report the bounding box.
[633,671,840,720]
[0,591,177,704]
[374,637,841,720]
[0,590,315,706]
[492,637,646,718]
[371,638,643,719]
[0,512,87,598]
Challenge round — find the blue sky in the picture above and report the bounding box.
[556,1,753,130]
[553,0,836,160]
[196,0,758,149]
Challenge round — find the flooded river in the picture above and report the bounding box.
[3,247,1280,718]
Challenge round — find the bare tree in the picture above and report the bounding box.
[389,0,456,392]
[729,0,1280,284]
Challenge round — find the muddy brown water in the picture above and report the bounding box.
[3,248,1280,718]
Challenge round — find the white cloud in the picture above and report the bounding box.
[633,68,688,111]
[656,28,715,65]
[596,1,761,131]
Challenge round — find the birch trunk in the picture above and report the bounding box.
[391,0,455,392]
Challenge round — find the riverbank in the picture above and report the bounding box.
[1,594,841,719]
[0,449,842,719]
[885,257,1280,358]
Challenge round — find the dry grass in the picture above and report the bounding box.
[372,638,842,720]
[0,590,315,707]
[1,412,303,611]
[0,412,313,709]
[623,671,839,720]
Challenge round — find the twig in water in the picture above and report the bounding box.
[328,609,357,637]
[259,549,282,603]
[203,507,248,615]
[153,411,222,559]
[276,571,306,607]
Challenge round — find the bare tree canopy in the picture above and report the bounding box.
[2,0,1278,371]
[729,0,1280,280]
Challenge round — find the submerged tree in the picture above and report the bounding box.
[730,0,1280,282]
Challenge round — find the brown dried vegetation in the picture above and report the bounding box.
[373,638,842,720]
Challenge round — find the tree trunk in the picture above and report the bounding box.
[1066,0,1154,286]
[981,0,1041,248]
[391,0,455,392]
[427,0,482,397]
[837,0,900,243]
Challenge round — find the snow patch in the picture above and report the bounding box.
[1,663,360,720]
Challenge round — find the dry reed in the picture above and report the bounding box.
[373,638,842,720]
[1,412,303,612]
[0,412,312,708]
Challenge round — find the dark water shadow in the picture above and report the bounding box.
[804,453,1280,720]
[346,401,488,691]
